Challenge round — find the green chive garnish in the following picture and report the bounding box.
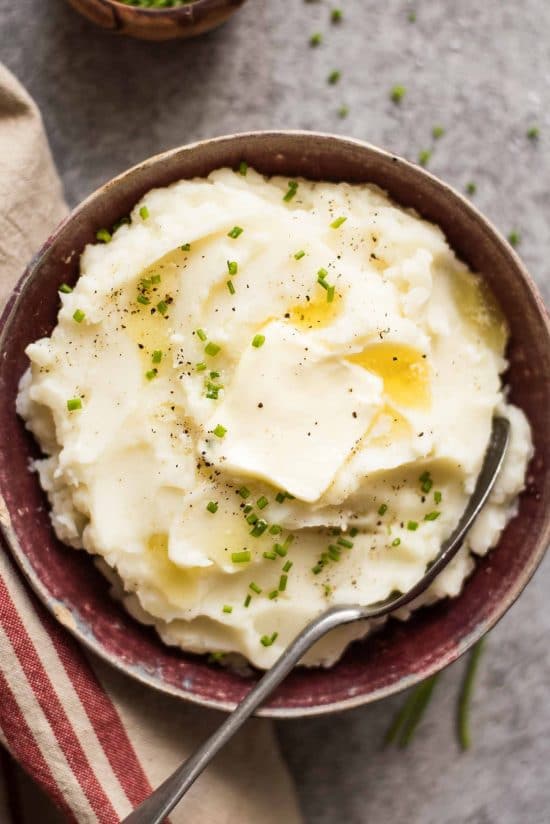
[249,582,262,594]
[252,334,265,348]
[213,424,226,438]
[145,369,157,381]
[337,537,353,548]
[465,182,477,195]
[196,362,207,372]
[328,546,341,561]
[310,32,322,47]
[257,496,269,510]
[331,8,342,22]
[222,605,233,614]
[283,560,293,572]
[432,125,445,139]
[418,149,432,167]
[181,243,191,252]
[327,285,335,303]
[260,632,278,646]
[328,69,341,84]
[312,563,324,575]
[59,283,73,294]
[205,342,221,357]
[526,126,539,141]
[67,398,82,411]
[237,486,250,499]
[238,160,248,175]
[392,537,401,547]
[137,294,150,306]
[434,491,442,504]
[390,85,406,103]
[508,230,521,247]
[294,250,306,260]
[338,105,349,118]
[378,503,388,516]
[228,226,243,239]
[457,638,485,750]
[96,228,112,243]
[206,501,218,514]
[250,519,268,538]
[139,205,149,220]
[246,512,258,525]
[279,574,288,592]
[227,280,236,295]
[73,309,85,323]
[274,543,288,557]
[269,524,282,535]
[227,260,238,275]
[424,511,440,521]
[268,591,279,600]
[330,216,347,229]
[283,181,299,202]
[231,551,251,563]
[349,527,359,537]
[156,300,168,315]
[244,594,252,607]
[407,521,419,531]
[151,274,161,284]
[263,551,277,560]
[152,350,162,364]
[196,328,207,341]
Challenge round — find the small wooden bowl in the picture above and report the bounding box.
[0,132,549,716]
[65,0,247,41]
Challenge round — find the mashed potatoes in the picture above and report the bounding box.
[17,168,532,668]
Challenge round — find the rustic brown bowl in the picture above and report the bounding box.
[65,0,247,41]
[0,132,549,717]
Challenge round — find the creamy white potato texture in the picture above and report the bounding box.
[17,168,532,668]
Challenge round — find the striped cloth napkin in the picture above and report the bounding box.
[0,63,302,824]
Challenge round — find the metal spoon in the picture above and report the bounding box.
[123,416,509,824]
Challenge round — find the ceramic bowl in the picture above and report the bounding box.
[0,131,548,717]
[65,0,247,41]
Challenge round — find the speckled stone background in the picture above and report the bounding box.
[1,1,549,822]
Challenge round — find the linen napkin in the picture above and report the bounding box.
[0,63,302,824]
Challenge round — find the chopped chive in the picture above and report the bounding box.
[228,226,243,239]
[465,181,477,195]
[312,563,324,575]
[283,534,294,547]
[72,309,86,323]
[257,496,269,510]
[150,274,161,284]
[227,280,236,295]
[432,125,445,140]
[156,300,168,315]
[424,511,440,521]
[263,551,277,560]
[206,501,218,514]
[260,632,278,646]
[231,550,251,563]
[137,294,150,305]
[422,479,433,493]
[294,249,306,260]
[59,283,73,294]
[418,149,432,167]
[328,69,341,85]
[268,591,279,600]
[227,260,238,275]
[152,350,162,364]
[390,84,406,103]
[145,369,157,381]
[337,537,353,548]
[279,574,288,592]
[434,491,442,505]
[205,342,221,356]
[328,546,341,561]
[274,543,288,557]
[67,398,82,411]
[249,582,262,594]
[213,424,226,438]
[252,334,265,348]
[378,503,388,516]
[407,521,419,531]
[139,205,149,220]
[310,32,322,47]
[283,560,293,573]
[181,243,191,252]
[349,527,359,537]
[275,492,286,503]
[330,216,347,229]
[283,181,299,202]
[408,10,416,21]
[458,638,485,750]
[269,524,282,535]
[331,8,342,23]
[508,230,521,247]
[323,583,332,596]
[237,486,251,499]
[243,504,253,514]
[196,362,207,372]
[244,594,252,607]
[96,228,112,243]
[209,370,220,379]
[208,651,224,662]
[246,512,259,525]
[196,328,207,341]
[238,160,248,175]
[392,537,401,546]
[327,285,335,303]
[338,104,349,118]
[526,126,539,141]
[222,605,233,614]
[250,519,268,537]
[317,267,328,282]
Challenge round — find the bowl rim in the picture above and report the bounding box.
[1,130,548,718]
[100,0,241,15]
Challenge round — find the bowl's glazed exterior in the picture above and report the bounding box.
[0,132,548,717]
[65,0,247,41]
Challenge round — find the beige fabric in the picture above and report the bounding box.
[0,62,301,824]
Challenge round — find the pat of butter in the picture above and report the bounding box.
[204,321,383,502]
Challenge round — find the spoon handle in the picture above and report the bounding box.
[122,604,363,824]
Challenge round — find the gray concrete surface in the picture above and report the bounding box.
[1,1,549,822]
